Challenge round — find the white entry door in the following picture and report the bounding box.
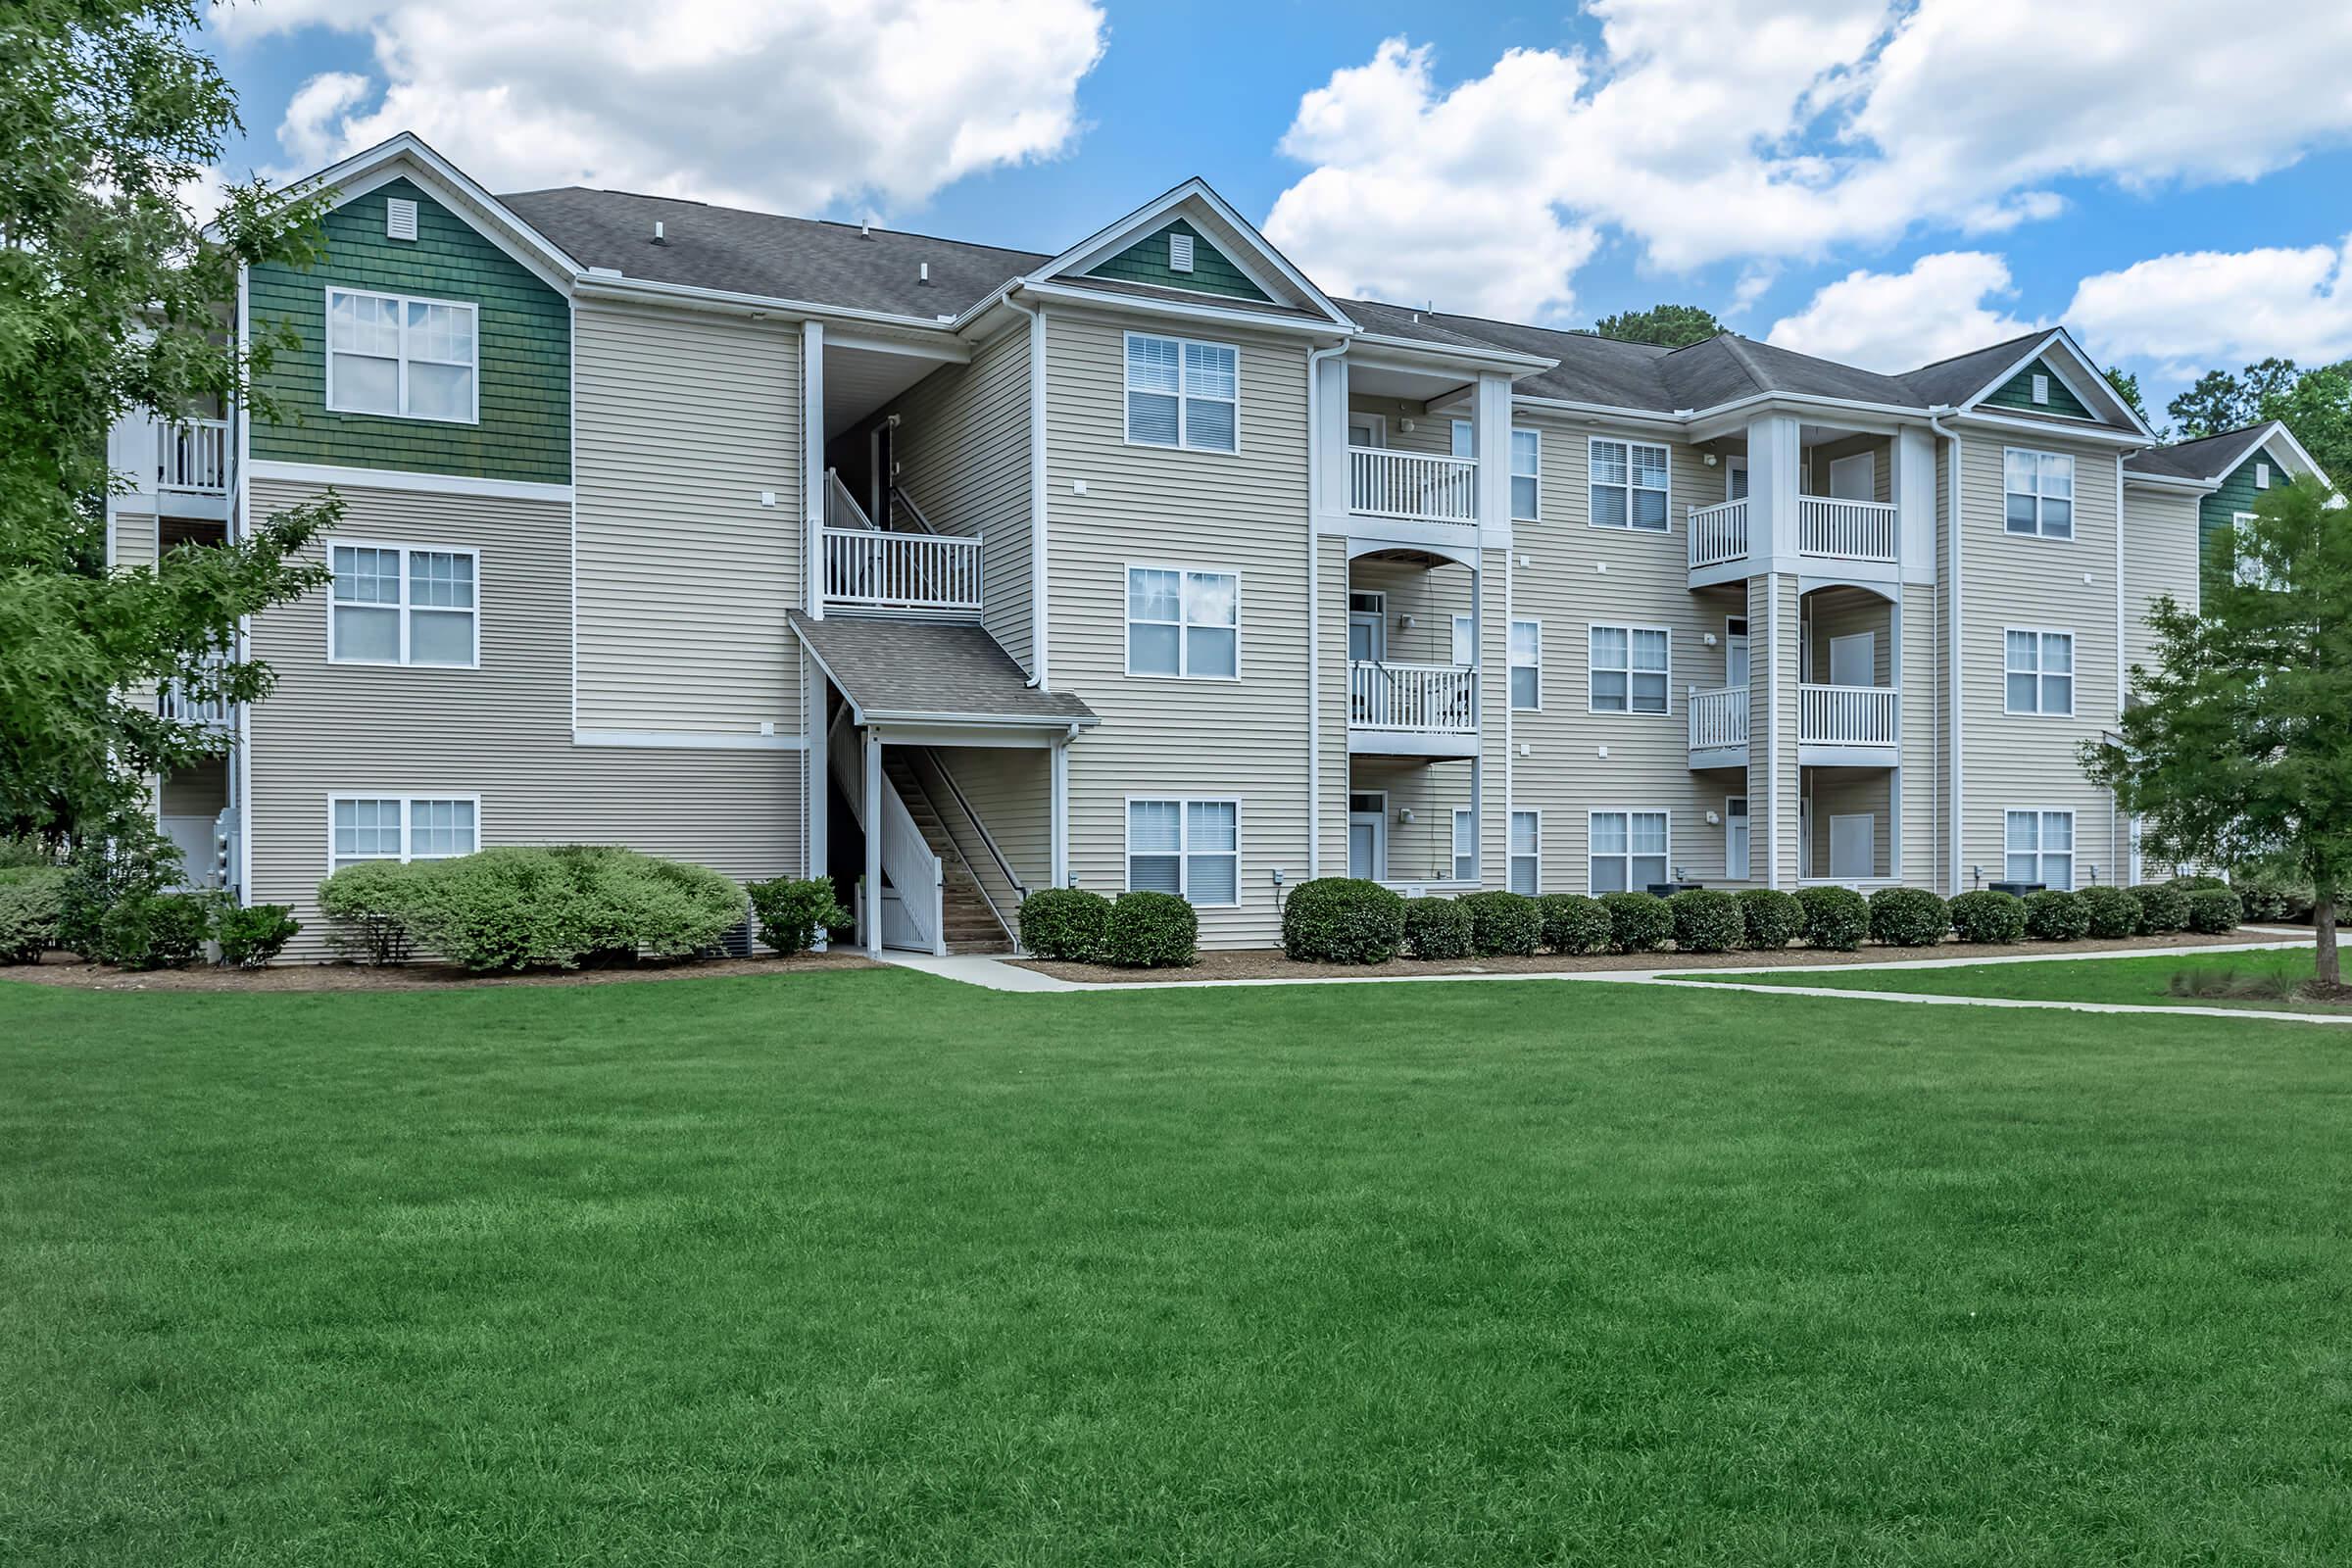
[1726,616,1749,688]
[1828,631,1874,688]
[160,814,219,889]
[1829,813,1876,880]
[1348,792,1388,881]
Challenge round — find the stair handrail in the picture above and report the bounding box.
[916,748,1028,945]
[887,483,942,536]
[825,468,877,531]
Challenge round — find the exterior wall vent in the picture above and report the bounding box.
[1169,231,1195,272]
[385,197,418,242]
[2031,372,2049,405]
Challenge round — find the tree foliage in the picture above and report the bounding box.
[1,0,338,839]
[2082,481,2352,986]
[2102,367,2152,430]
[1590,304,1725,349]
[2162,357,2352,490]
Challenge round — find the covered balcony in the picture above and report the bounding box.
[1347,551,1480,760]
[1684,423,1920,589]
[1687,584,1901,770]
[1688,494,1898,570]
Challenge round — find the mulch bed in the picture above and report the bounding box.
[0,949,880,993]
[1016,929,2301,985]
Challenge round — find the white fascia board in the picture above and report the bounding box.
[1956,326,2156,440]
[2122,470,2220,496]
[1945,408,2151,447]
[1009,278,1356,340]
[1348,334,1555,377]
[245,459,574,502]
[2249,419,2333,489]
[572,273,970,344]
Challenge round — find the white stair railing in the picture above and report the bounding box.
[1348,661,1476,732]
[1797,684,1898,747]
[160,418,229,493]
[821,527,983,613]
[1348,449,1477,525]
[1796,496,1897,562]
[1688,498,1748,567]
[1687,685,1748,751]
[824,468,876,531]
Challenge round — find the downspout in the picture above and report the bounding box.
[2113,452,2126,883]
[1304,337,1348,880]
[1000,287,1049,689]
[1930,410,1960,894]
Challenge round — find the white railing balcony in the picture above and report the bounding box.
[1689,498,1749,568]
[157,665,233,731]
[821,527,982,614]
[160,418,229,493]
[1349,661,1476,732]
[1796,496,1897,563]
[1798,684,1898,748]
[1348,448,1477,526]
[1688,685,1748,752]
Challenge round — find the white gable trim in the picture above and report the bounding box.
[2239,420,2332,490]
[1029,177,1355,329]
[284,132,583,295]
[1957,327,2155,440]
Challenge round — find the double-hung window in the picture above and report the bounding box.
[2003,449,2074,538]
[1508,810,1541,895]
[326,287,478,422]
[1127,566,1238,678]
[1127,798,1239,906]
[1510,429,1542,520]
[1508,620,1542,710]
[1453,808,1476,882]
[1591,438,1669,531]
[329,542,478,666]
[1125,333,1238,452]
[2003,628,2074,715]
[330,795,478,874]
[1590,809,1669,895]
[1590,624,1670,714]
[2004,809,2075,890]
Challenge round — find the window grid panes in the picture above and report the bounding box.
[1591,438,1670,531]
[1509,810,1540,896]
[331,796,476,874]
[1509,620,1542,710]
[1510,429,1541,521]
[1127,798,1240,906]
[1126,333,1238,453]
[1590,810,1669,895]
[330,543,478,666]
[2005,809,2074,890]
[2003,449,2075,538]
[1453,808,1476,882]
[1590,624,1670,713]
[326,287,477,422]
[1126,566,1238,678]
[2004,629,2073,715]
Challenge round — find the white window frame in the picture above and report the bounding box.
[1122,330,1240,455]
[2002,447,2076,540]
[325,793,481,877]
[1588,622,1672,716]
[1589,808,1671,897]
[1451,613,1475,668]
[1124,564,1240,681]
[2002,626,2075,717]
[1123,796,1241,907]
[1510,427,1542,522]
[1509,618,1542,711]
[1588,435,1672,533]
[1452,808,1476,882]
[326,538,482,668]
[2004,808,2076,891]
[323,285,480,425]
[1509,809,1541,896]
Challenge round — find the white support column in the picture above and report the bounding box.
[1747,414,1803,566]
[863,724,883,958]
[1887,592,1904,882]
[1050,730,1071,888]
[1472,372,1514,548]
[1312,353,1351,528]
[802,319,825,618]
[1893,425,1937,584]
[806,653,827,883]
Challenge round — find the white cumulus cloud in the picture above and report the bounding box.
[1766,253,2037,372]
[2067,237,2352,374]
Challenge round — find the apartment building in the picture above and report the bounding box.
[113,133,2328,958]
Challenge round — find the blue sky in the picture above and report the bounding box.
[204,0,2352,413]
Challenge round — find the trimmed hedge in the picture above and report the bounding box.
[1737,888,1804,951]
[1669,889,1743,954]
[1599,891,1673,954]
[2079,885,2143,940]
[1281,877,1406,964]
[1017,887,1110,961]
[2233,871,2314,923]
[96,890,215,969]
[2167,875,2231,894]
[1796,884,1869,952]
[215,904,300,968]
[1402,897,1475,960]
[0,865,67,964]
[748,876,848,957]
[1949,889,2026,944]
[1536,893,1613,956]
[1868,887,1949,948]
[1102,890,1197,968]
[2023,889,2091,942]
[2187,887,2243,934]
[317,861,416,964]
[317,846,745,972]
[2130,882,2191,935]
[1458,891,1542,956]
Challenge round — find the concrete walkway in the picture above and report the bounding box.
[878,935,2350,1026]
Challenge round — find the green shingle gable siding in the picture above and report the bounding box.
[1984,358,2095,420]
[1084,219,1273,303]
[2198,442,2297,592]
[250,177,570,484]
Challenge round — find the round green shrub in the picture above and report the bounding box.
[317,860,419,964]
[2166,874,2231,894]
[2022,890,2091,942]
[1795,884,1869,952]
[748,876,849,957]
[2079,885,2143,940]
[2130,882,2191,935]
[1536,893,1612,956]
[96,890,215,969]
[1948,889,2027,944]
[215,903,300,968]
[1669,889,1743,953]
[1737,888,1804,950]
[0,865,68,964]
[2186,887,2242,934]
[1868,887,1949,948]
[1102,891,1198,968]
[1017,887,1111,960]
[2231,871,2313,923]
[1598,891,1673,954]
[1457,891,1542,956]
[1401,897,1474,960]
[1281,877,1406,964]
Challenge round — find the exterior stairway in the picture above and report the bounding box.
[880,754,1016,954]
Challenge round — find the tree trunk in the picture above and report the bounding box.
[2318,896,2340,991]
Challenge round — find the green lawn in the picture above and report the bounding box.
[1682,947,2344,1011]
[5,969,2351,1565]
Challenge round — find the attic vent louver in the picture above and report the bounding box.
[652,220,666,245]
[2031,372,2049,405]
[918,262,931,285]
[1168,232,1195,272]
[385,197,417,241]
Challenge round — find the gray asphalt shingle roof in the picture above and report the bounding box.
[1894,331,2049,409]
[2124,424,2272,482]
[788,612,1097,726]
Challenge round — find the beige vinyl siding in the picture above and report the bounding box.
[1347,554,1473,664]
[933,745,1053,893]
[162,758,229,817]
[1806,587,1894,686]
[1898,587,1941,887]
[1809,770,1892,878]
[1808,434,1893,504]
[1347,757,1473,882]
[883,318,1035,668]
[1313,532,1351,879]
[1957,435,2121,887]
[2122,485,2200,686]
[1044,307,1312,946]
[574,301,803,735]
[245,476,801,959]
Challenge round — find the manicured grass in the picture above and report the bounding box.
[1683,947,2344,1011]
[5,969,2352,1565]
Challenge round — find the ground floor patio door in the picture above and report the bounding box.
[1348,791,1388,881]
